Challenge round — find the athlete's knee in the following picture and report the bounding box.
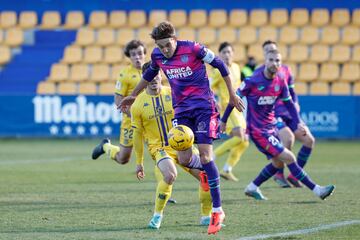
[177,149,192,165]
[271,158,282,168]
[283,137,294,149]
[163,172,177,185]
[278,149,296,165]
[115,151,131,165]
[303,134,315,148]
[199,152,211,164]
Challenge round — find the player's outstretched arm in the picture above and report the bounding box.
[222,75,245,112]
[118,78,148,111]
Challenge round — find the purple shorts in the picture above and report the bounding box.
[173,108,220,144]
[250,129,285,159]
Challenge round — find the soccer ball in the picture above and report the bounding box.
[168,125,194,151]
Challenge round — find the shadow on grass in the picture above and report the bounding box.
[0,226,148,234]
[288,201,319,204]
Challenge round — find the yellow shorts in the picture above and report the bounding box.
[149,146,190,173]
[119,115,133,147]
[225,110,246,135]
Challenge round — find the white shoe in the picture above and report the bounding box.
[148,214,162,229]
[244,186,268,200]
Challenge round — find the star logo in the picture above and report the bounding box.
[49,125,58,135]
[103,125,112,135]
[77,126,85,135]
[90,126,99,135]
[63,125,72,135]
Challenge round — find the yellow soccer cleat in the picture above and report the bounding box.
[220,170,239,182]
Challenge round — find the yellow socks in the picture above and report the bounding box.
[214,136,243,157]
[103,143,120,160]
[199,185,212,217]
[225,139,249,170]
[154,179,172,214]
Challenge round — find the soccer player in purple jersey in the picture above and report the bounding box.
[221,50,335,201]
[119,22,245,235]
[260,41,316,188]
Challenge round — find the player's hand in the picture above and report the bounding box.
[118,96,136,112]
[220,121,227,133]
[229,94,245,112]
[136,164,145,180]
[297,123,308,136]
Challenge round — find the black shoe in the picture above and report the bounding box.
[92,138,110,160]
[167,197,177,204]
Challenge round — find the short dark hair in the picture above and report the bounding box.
[218,42,233,53]
[262,40,277,48]
[124,40,146,58]
[150,21,176,40]
[142,61,151,72]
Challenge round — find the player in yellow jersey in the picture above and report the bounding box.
[93,62,212,229]
[91,40,146,164]
[133,62,212,229]
[211,42,249,182]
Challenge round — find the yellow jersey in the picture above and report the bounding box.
[211,62,241,111]
[115,64,142,96]
[131,87,174,163]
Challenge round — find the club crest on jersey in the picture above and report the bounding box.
[156,106,163,114]
[165,95,171,101]
[197,121,206,131]
[274,85,280,92]
[258,96,277,105]
[181,55,189,63]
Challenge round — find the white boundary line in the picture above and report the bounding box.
[237,220,360,240]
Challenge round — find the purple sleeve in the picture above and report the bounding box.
[192,42,229,77]
[283,100,301,131]
[289,87,298,103]
[221,104,234,123]
[209,56,229,77]
[143,54,160,82]
[238,78,251,97]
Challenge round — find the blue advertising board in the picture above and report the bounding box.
[0,95,359,138]
[0,95,120,137]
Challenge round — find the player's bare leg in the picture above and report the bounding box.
[114,145,132,164]
[274,127,294,188]
[91,139,132,165]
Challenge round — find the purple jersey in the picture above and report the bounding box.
[147,40,216,114]
[239,70,291,133]
[254,64,295,119]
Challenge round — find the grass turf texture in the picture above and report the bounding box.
[0,139,359,240]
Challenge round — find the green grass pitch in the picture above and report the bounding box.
[0,139,359,240]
